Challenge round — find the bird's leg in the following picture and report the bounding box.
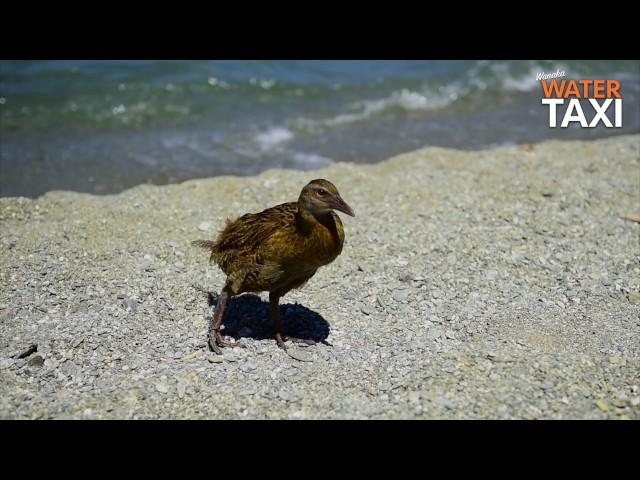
[269,292,287,350]
[269,292,316,348]
[208,287,245,353]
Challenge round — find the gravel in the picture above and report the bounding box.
[1,135,639,419]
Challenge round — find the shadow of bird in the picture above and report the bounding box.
[206,293,331,345]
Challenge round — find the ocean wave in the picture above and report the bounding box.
[253,127,295,151]
[287,61,603,133]
[250,127,332,169]
[501,71,542,92]
[293,87,460,131]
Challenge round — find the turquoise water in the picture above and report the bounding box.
[1,60,638,197]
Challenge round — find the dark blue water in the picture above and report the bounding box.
[1,60,638,197]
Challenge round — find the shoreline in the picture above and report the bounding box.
[1,134,639,419]
[2,129,639,200]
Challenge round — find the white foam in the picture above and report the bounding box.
[254,127,294,151]
[501,64,551,92]
[356,88,451,117]
[295,88,457,131]
[492,62,576,93]
[502,74,540,92]
[465,61,546,94]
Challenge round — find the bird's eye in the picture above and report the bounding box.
[317,189,327,196]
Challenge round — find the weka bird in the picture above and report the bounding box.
[192,179,355,353]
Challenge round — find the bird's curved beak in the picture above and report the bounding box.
[330,195,355,217]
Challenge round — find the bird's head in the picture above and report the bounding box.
[298,179,355,218]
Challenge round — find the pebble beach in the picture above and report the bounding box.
[1,134,639,419]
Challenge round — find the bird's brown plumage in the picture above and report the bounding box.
[192,179,354,352]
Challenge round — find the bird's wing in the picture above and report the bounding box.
[214,202,298,253]
[225,254,285,294]
[210,202,298,275]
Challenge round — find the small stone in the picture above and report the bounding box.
[181,350,201,362]
[156,382,169,393]
[140,257,154,271]
[437,397,454,410]
[627,292,640,304]
[360,304,373,316]
[393,289,410,303]
[241,362,258,372]
[198,222,212,232]
[124,298,137,312]
[595,400,609,412]
[288,350,313,362]
[72,336,85,348]
[427,328,442,341]
[612,398,627,408]
[279,390,296,402]
[177,382,186,399]
[124,391,141,407]
[224,353,237,362]
[485,270,498,281]
[0,359,14,370]
[609,356,625,366]
[207,354,224,364]
[343,290,357,300]
[630,397,640,407]
[621,212,640,223]
[15,343,38,359]
[27,354,45,367]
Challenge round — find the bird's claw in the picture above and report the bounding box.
[209,340,223,355]
[209,332,246,353]
[275,333,316,350]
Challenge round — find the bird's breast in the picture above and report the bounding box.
[304,214,344,266]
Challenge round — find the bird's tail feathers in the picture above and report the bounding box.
[191,239,216,250]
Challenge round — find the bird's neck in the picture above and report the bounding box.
[296,203,332,235]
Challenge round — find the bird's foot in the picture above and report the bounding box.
[209,332,247,354]
[275,332,288,351]
[275,333,316,351]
